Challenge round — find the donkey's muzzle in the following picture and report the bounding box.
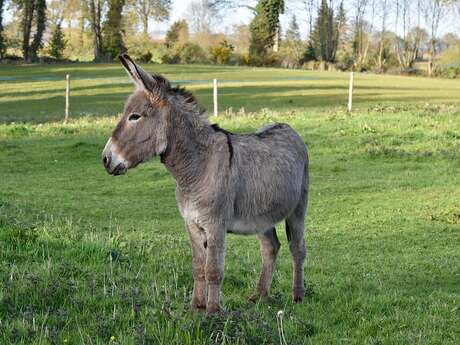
[102,138,129,176]
[102,152,127,176]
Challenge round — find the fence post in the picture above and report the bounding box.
[65,74,70,123]
[348,71,354,112]
[213,78,218,117]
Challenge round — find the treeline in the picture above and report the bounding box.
[1,0,460,78]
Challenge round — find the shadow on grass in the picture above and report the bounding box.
[2,82,460,124]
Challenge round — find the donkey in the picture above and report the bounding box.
[102,55,309,314]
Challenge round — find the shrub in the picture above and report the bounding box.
[248,51,280,67]
[160,43,209,64]
[278,39,305,69]
[335,50,353,71]
[126,37,166,63]
[209,40,234,65]
[234,52,250,66]
[48,24,67,60]
[434,44,460,78]
[179,43,208,64]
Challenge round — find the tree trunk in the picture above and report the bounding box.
[89,0,104,61]
[29,0,46,62]
[142,15,148,37]
[22,0,35,62]
[273,26,279,52]
[0,0,5,59]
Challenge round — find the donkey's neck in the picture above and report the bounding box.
[160,113,215,192]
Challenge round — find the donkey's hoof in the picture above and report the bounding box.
[191,303,206,313]
[248,291,260,303]
[293,288,305,303]
[206,304,223,316]
[248,291,268,303]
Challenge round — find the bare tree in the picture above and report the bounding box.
[186,0,218,33]
[352,0,374,70]
[376,0,389,71]
[393,0,429,69]
[304,0,317,38]
[87,0,104,61]
[423,0,448,76]
[128,0,171,37]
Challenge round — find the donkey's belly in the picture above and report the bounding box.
[227,217,279,235]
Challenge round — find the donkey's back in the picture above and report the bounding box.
[228,123,308,234]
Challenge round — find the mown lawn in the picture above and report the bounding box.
[0,65,459,344]
[1,63,460,123]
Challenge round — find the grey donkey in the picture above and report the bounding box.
[102,55,309,315]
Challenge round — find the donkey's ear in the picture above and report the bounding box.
[119,55,169,98]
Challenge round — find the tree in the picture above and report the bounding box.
[249,0,284,60]
[286,14,301,42]
[29,0,46,61]
[351,0,374,70]
[15,0,47,62]
[393,0,427,69]
[165,19,189,48]
[335,1,347,50]
[423,0,448,76]
[282,15,304,68]
[87,0,105,61]
[49,23,67,60]
[395,26,428,69]
[376,0,390,71]
[186,0,217,34]
[129,0,171,37]
[0,0,5,59]
[303,0,315,38]
[311,0,339,62]
[103,0,126,60]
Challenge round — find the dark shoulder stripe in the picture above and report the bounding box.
[211,124,233,167]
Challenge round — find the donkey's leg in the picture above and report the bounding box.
[186,223,207,311]
[286,191,308,302]
[204,225,226,314]
[249,227,280,302]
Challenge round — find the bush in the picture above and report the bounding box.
[179,43,208,64]
[335,50,354,71]
[303,43,316,62]
[248,51,280,67]
[234,52,251,66]
[126,38,166,63]
[160,43,209,64]
[209,40,234,65]
[434,44,460,79]
[279,41,306,69]
[160,49,180,64]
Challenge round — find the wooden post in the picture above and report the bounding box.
[213,78,218,117]
[348,71,354,112]
[65,74,70,123]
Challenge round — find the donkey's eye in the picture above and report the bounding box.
[128,113,142,122]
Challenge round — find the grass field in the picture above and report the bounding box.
[0,64,459,344]
[1,63,460,123]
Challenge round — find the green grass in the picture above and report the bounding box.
[1,63,460,123]
[0,65,459,344]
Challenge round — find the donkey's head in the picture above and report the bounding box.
[102,55,171,175]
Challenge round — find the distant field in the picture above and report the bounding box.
[1,63,460,123]
[0,64,459,344]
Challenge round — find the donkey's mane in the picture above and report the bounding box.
[168,84,208,124]
[149,72,208,124]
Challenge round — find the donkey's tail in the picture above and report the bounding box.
[286,158,309,242]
